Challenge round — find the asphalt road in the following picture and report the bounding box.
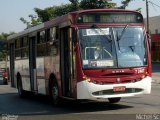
[0,83,160,120]
[0,63,160,120]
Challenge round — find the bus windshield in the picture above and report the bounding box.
[78,27,147,69]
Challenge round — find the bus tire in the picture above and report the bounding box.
[17,76,26,98]
[108,97,121,103]
[50,81,61,106]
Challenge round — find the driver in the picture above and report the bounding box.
[94,46,102,59]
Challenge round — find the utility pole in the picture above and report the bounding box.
[146,0,149,34]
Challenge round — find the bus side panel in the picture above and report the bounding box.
[44,55,61,96]
[36,57,46,94]
[15,59,30,91]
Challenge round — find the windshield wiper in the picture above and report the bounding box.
[117,24,129,41]
[116,24,129,51]
[129,46,135,52]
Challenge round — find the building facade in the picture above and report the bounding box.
[145,16,160,62]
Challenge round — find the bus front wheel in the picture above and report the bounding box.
[108,97,121,103]
[50,82,61,106]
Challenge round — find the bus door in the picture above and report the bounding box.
[29,36,37,92]
[9,43,15,87]
[60,27,75,97]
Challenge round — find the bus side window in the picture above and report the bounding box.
[37,31,46,57]
[15,39,21,60]
[50,27,56,41]
[46,27,59,56]
[40,31,45,43]
[46,29,50,42]
[50,27,59,45]
[21,36,29,59]
[52,27,59,56]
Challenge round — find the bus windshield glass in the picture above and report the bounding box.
[78,27,147,69]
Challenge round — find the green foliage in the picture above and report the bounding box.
[20,0,140,28]
[136,8,142,12]
[69,0,79,4]
[119,0,142,12]
[0,32,15,61]
[33,0,116,23]
[34,7,55,22]
[0,32,15,41]
[53,4,79,16]
[20,0,117,26]
[80,0,116,9]
[20,14,41,29]
[35,3,79,22]
[119,0,133,9]
[20,17,31,29]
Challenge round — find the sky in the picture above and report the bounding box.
[0,0,160,34]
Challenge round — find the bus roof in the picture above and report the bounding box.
[70,9,141,14]
[7,9,142,41]
[7,13,70,41]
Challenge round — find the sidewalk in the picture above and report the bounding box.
[152,73,160,84]
[152,62,160,84]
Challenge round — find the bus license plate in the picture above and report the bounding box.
[113,86,126,92]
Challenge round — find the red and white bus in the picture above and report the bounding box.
[7,9,152,105]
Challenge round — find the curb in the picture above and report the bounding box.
[152,79,160,84]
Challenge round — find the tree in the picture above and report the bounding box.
[21,1,80,24]
[20,14,41,29]
[21,0,137,27]
[0,32,15,61]
[0,32,15,41]
[34,0,116,22]
[34,7,55,22]
[35,3,78,22]
[80,0,116,9]
[69,0,79,10]
[119,0,141,12]
[119,0,133,9]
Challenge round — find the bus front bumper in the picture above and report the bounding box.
[77,76,151,100]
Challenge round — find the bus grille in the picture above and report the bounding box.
[92,88,143,96]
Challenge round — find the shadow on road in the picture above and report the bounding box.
[0,93,133,116]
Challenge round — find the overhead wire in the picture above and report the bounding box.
[148,1,160,9]
[149,1,158,11]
